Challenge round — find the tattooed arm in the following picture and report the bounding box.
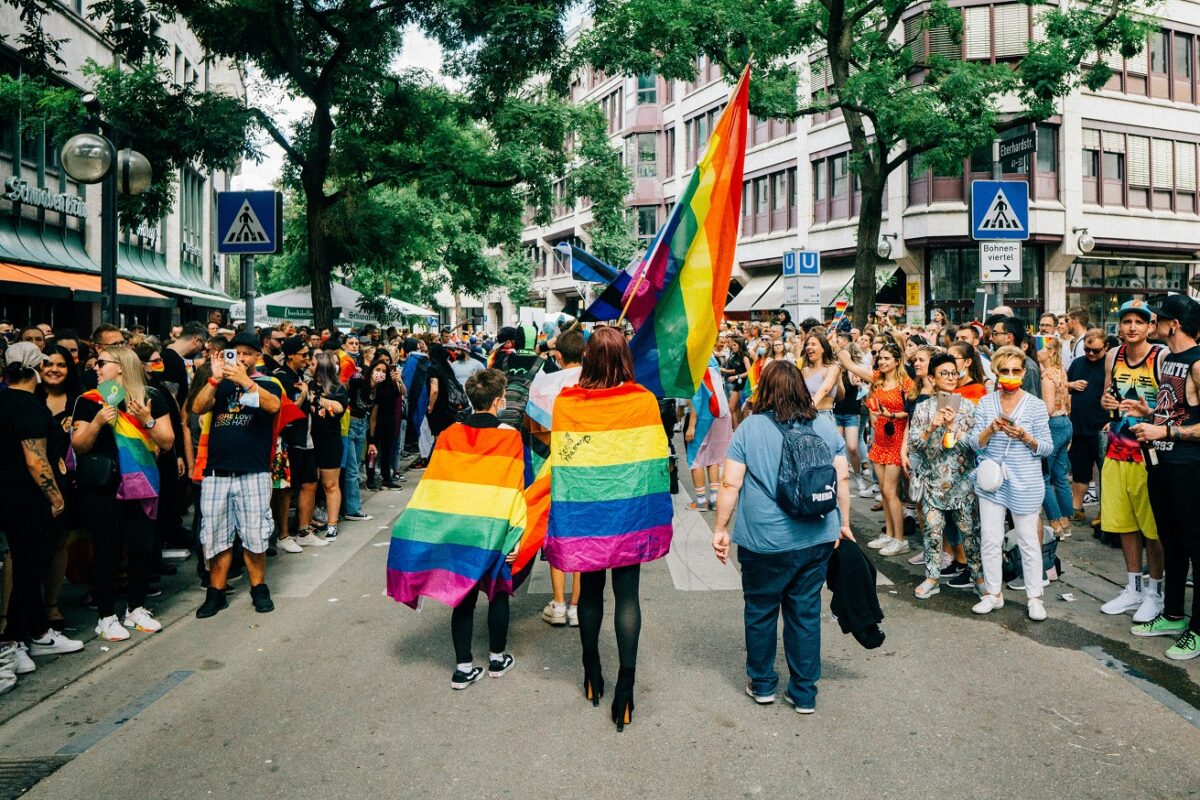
[22,437,64,516]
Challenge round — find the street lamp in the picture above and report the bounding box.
[877,233,898,260]
[1073,227,1095,254]
[60,96,153,325]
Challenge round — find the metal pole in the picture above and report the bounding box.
[991,139,1005,310]
[100,144,119,325]
[242,254,256,330]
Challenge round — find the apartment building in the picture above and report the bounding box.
[522,4,1200,333]
[0,2,243,333]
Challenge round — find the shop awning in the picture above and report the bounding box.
[0,262,173,308]
[725,273,779,313]
[132,281,233,309]
[821,265,900,307]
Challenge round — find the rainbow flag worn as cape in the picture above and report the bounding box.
[80,389,160,519]
[543,383,673,573]
[747,358,764,403]
[386,422,528,609]
[611,67,749,398]
[685,358,730,466]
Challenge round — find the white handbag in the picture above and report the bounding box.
[977,394,1025,492]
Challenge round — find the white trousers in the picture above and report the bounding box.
[978,495,1044,599]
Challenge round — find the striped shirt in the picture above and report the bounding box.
[969,391,1053,515]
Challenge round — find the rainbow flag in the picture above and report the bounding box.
[80,389,160,519]
[543,383,673,573]
[618,66,750,398]
[386,422,528,609]
[685,358,730,466]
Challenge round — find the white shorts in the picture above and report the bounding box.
[200,472,274,559]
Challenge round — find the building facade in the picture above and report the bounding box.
[521,5,1200,333]
[0,2,243,335]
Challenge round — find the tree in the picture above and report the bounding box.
[579,0,1155,326]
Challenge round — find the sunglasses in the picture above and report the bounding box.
[1085,347,1104,354]
[95,359,119,367]
[996,367,1025,376]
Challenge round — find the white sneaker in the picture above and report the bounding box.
[972,594,1005,615]
[1027,598,1047,621]
[866,533,892,550]
[295,532,329,548]
[95,614,131,642]
[278,537,304,554]
[567,604,579,627]
[28,628,84,656]
[1101,586,1144,615]
[123,607,162,634]
[12,644,35,674]
[879,538,911,557]
[855,476,874,498]
[541,601,567,626]
[0,667,15,696]
[1132,589,1165,623]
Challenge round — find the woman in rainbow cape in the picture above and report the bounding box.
[386,368,528,690]
[71,345,176,642]
[543,326,673,732]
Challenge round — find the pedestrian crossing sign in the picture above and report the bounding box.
[970,180,1028,241]
[217,190,283,254]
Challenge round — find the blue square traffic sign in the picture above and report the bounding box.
[796,251,820,275]
[971,181,1028,241]
[217,191,283,255]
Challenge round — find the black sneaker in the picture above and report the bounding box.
[146,585,163,598]
[344,512,372,521]
[249,583,275,613]
[451,665,485,689]
[946,569,976,590]
[323,525,339,541]
[488,653,515,678]
[940,561,968,578]
[196,587,228,619]
[266,546,278,557]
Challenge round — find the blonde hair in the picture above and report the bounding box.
[105,344,148,408]
[991,345,1027,373]
[1039,336,1064,371]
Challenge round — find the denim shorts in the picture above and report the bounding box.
[834,413,860,429]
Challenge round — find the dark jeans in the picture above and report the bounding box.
[450,590,509,664]
[0,493,57,643]
[1146,464,1200,631]
[82,489,156,618]
[738,541,835,708]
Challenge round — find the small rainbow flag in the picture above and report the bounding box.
[619,66,749,398]
[80,389,160,519]
[543,383,673,573]
[386,423,528,609]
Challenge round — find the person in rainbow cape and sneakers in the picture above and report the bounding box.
[386,368,528,690]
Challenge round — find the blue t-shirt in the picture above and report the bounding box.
[726,412,845,554]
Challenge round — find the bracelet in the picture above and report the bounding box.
[208,377,220,388]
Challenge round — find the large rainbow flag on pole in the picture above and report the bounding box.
[610,66,750,398]
[386,423,528,609]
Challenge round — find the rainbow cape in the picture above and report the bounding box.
[80,389,160,519]
[543,383,673,573]
[747,358,764,403]
[605,67,749,398]
[386,422,528,608]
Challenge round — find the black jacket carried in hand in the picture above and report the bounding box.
[826,540,886,649]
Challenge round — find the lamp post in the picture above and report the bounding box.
[60,94,153,326]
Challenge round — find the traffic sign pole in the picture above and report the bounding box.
[992,141,1005,309]
[242,255,256,330]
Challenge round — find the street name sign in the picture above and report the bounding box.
[217,190,283,255]
[970,180,1028,241]
[999,132,1036,172]
[979,241,1022,283]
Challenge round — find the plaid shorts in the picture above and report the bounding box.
[200,472,274,559]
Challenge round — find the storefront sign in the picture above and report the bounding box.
[4,177,88,218]
[134,223,160,247]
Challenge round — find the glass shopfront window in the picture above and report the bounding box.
[1066,257,1191,334]
[926,245,1043,323]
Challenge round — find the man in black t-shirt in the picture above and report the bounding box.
[272,336,323,552]
[190,332,282,618]
[162,321,206,409]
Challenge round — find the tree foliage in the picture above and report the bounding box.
[580,0,1157,325]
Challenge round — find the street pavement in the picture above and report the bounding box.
[2,465,1200,799]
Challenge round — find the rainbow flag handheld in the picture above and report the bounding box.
[79,389,160,519]
[543,383,673,573]
[685,358,730,466]
[386,422,528,609]
[615,66,750,398]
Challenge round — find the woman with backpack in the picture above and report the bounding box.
[711,360,853,714]
[425,343,467,439]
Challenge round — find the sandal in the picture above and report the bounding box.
[914,579,940,600]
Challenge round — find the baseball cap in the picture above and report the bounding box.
[1118,299,1153,321]
[280,337,308,357]
[1147,293,1200,323]
[4,341,48,371]
[230,332,262,351]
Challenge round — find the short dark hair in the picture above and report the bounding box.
[133,341,159,362]
[556,329,584,365]
[754,360,816,423]
[928,353,957,375]
[465,368,507,411]
[55,328,80,343]
[1068,306,1089,326]
[92,323,124,342]
[181,321,207,341]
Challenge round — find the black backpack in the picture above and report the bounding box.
[770,415,838,520]
[495,353,545,430]
[444,372,472,423]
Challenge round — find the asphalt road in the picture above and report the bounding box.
[3,469,1200,799]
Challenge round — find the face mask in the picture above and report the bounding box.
[757,348,766,357]
[997,375,1023,392]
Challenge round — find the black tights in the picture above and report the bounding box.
[450,591,509,664]
[578,564,641,669]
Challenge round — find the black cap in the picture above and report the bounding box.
[1148,293,1200,323]
[496,326,519,344]
[230,332,261,351]
[280,336,308,357]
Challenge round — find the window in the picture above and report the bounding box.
[1066,259,1189,333]
[831,155,849,198]
[993,5,1030,59]
[813,161,827,202]
[1036,126,1056,172]
[598,89,623,134]
[635,132,656,177]
[1099,27,1200,103]
[1081,127,1199,213]
[1151,31,1169,74]
[928,246,1043,321]
[664,127,675,178]
[636,73,657,105]
[964,7,991,60]
[634,206,658,242]
[684,104,724,168]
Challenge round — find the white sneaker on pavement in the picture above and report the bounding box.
[1027,598,1047,621]
[278,537,304,553]
[11,644,35,674]
[866,533,891,550]
[0,667,15,695]
[855,476,874,498]
[295,531,329,548]
[541,601,567,626]
[972,594,1005,614]
[95,614,131,642]
[567,604,579,627]
[28,628,84,656]
[879,538,911,557]
[123,607,162,634]
[1132,589,1165,623]
[1101,586,1144,615]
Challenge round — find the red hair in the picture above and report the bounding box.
[579,325,635,389]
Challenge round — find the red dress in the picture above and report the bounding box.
[868,378,913,466]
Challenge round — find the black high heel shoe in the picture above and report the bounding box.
[611,667,635,732]
[582,653,604,707]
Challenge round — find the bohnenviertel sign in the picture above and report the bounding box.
[4,176,89,219]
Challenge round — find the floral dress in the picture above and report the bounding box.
[867,376,913,466]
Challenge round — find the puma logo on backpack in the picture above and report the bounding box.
[771,415,838,520]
